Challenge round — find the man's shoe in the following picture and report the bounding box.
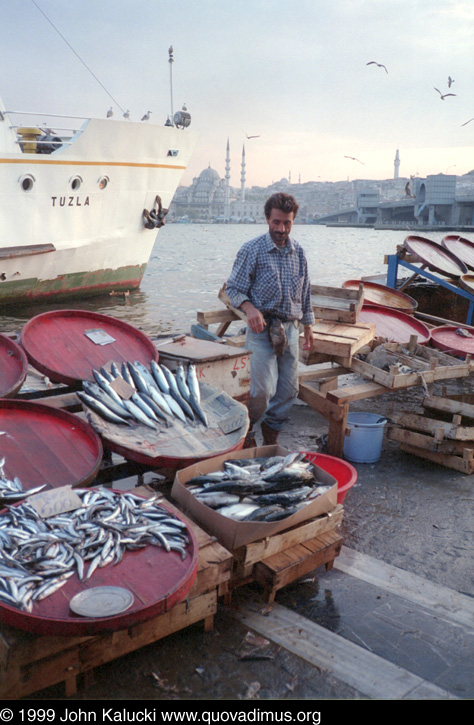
[261,421,280,446]
[242,429,257,449]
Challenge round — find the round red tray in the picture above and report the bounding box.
[404,235,468,279]
[358,304,431,344]
[20,309,159,386]
[0,494,198,636]
[0,399,102,491]
[430,325,474,358]
[441,235,474,271]
[0,333,28,397]
[343,279,418,313]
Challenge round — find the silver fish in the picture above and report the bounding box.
[187,363,201,402]
[151,361,170,394]
[122,398,157,428]
[176,364,191,403]
[77,391,130,425]
[148,385,174,417]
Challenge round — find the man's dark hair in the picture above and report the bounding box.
[264,193,299,220]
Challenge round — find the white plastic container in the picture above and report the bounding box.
[344,412,387,463]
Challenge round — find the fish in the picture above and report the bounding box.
[176,364,191,402]
[151,361,170,394]
[82,380,131,419]
[127,362,150,395]
[121,361,136,389]
[131,392,160,422]
[187,363,201,402]
[147,385,174,417]
[92,370,127,410]
[188,390,208,427]
[133,360,159,391]
[77,391,131,425]
[138,392,170,423]
[160,366,195,421]
[121,398,157,429]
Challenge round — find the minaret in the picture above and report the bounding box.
[394,149,400,179]
[225,138,231,218]
[240,145,246,202]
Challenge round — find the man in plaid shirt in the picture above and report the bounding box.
[226,193,314,447]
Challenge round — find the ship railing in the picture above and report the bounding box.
[3,110,88,151]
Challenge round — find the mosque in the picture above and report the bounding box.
[170,140,264,222]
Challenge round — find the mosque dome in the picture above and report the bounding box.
[199,166,220,183]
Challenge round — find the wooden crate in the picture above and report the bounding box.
[253,529,344,604]
[300,321,375,365]
[227,505,344,603]
[310,284,364,324]
[349,342,474,390]
[0,500,232,700]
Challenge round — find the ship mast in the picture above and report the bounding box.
[168,46,174,126]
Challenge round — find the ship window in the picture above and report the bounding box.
[98,176,109,190]
[70,175,82,190]
[19,174,35,191]
[168,149,179,157]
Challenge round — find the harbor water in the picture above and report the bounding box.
[0,224,453,336]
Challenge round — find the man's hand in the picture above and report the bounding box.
[302,325,314,351]
[241,301,266,334]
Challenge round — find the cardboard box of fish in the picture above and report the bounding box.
[171,445,338,550]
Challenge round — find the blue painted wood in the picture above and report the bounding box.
[386,254,474,325]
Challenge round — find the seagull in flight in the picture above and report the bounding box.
[366,61,388,73]
[448,76,455,88]
[243,131,260,139]
[434,87,456,100]
[344,155,365,165]
[141,111,152,121]
[106,107,113,118]
[123,110,130,119]
[461,117,474,127]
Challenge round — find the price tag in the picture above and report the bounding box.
[28,486,83,519]
[109,375,135,400]
[84,328,116,346]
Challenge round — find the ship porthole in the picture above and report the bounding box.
[70,175,83,190]
[98,176,109,190]
[19,174,35,191]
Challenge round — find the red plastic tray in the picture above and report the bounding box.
[404,235,468,279]
[342,280,417,313]
[441,235,474,271]
[0,399,102,491]
[20,309,159,386]
[0,495,198,636]
[358,304,431,344]
[430,325,474,358]
[0,333,28,397]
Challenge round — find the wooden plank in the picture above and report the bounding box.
[423,395,474,420]
[399,442,474,473]
[217,286,248,324]
[232,506,344,571]
[387,425,474,455]
[298,366,349,382]
[327,403,349,458]
[327,381,389,404]
[196,309,239,326]
[390,412,474,440]
[297,381,344,420]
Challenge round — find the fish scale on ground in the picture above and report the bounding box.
[188,453,333,521]
[78,360,209,430]
[0,488,191,612]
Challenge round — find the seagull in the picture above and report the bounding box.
[434,87,456,100]
[448,76,455,88]
[106,107,113,118]
[344,155,365,165]
[243,131,260,139]
[141,111,152,121]
[462,117,474,127]
[123,110,130,119]
[366,61,388,73]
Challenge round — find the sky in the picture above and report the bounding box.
[1,0,474,187]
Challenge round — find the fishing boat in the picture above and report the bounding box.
[0,98,198,305]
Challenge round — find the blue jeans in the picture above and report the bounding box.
[245,321,300,432]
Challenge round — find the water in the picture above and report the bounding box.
[0,224,449,337]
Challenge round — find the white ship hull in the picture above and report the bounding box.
[0,103,198,304]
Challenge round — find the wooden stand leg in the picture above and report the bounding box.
[327,403,348,458]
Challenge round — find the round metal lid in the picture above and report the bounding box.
[70,587,134,618]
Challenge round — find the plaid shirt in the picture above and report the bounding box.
[226,232,315,326]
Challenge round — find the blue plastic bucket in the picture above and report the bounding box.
[343,412,387,463]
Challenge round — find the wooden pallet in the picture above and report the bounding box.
[225,505,344,603]
[300,321,375,365]
[0,499,232,700]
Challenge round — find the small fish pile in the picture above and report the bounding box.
[0,488,190,612]
[77,360,208,430]
[186,453,333,522]
[0,456,47,503]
